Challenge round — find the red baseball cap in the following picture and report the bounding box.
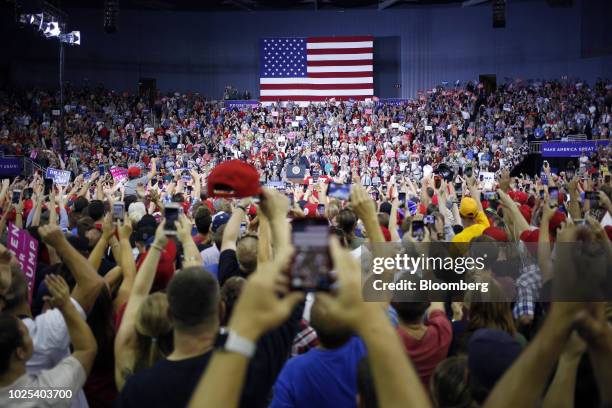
[128,166,141,178]
[548,211,566,234]
[519,204,532,224]
[483,226,508,242]
[207,160,262,198]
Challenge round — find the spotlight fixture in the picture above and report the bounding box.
[60,31,80,45]
[43,21,61,38]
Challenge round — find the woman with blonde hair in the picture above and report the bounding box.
[114,221,173,390]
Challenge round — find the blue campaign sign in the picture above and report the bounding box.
[541,140,609,158]
[0,157,23,176]
[45,167,71,185]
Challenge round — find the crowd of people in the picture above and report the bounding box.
[0,78,610,408]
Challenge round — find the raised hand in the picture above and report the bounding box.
[43,274,70,309]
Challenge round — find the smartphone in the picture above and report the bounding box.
[287,194,295,209]
[411,220,425,241]
[327,183,351,200]
[239,222,247,234]
[434,175,442,189]
[164,203,181,235]
[584,191,600,208]
[112,202,125,221]
[423,215,435,225]
[370,191,379,201]
[290,217,333,291]
[548,187,559,204]
[98,164,105,175]
[44,178,54,196]
[398,192,406,203]
[464,167,473,178]
[12,189,22,204]
[316,204,326,216]
[483,191,499,201]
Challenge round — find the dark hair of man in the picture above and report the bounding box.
[194,206,212,235]
[86,200,105,221]
[390,301,430,325]
[310,301,354,349]
[74,196,90,214]
[219,277,245,326]
[4,266,29,311]
[430,356,472,408]
[377,212,389,228]
[124,195,139,213]
[167,266,220,332]
[336,209,357,236]
[0,313,22,374]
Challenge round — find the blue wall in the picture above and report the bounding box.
[1,0,610,98]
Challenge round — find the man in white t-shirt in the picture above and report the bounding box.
[3,225,104,408]
[0,275,97,408]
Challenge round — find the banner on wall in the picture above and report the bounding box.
[378,98,411,106]
[541,140,609,158]
[45,167,71,185]
[224,100,260,109]
[7,222,38,305]
[0,157,23,176]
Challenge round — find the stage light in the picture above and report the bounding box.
[31,13,44,30]
[60,31,80,45]
[43,21,61,38]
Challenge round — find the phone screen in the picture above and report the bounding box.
[398,192,406,203]
[484,191,499,201]
[434,176,442,189]
[44,179,53,196]
[164,204,180,234]
[99,165,105,175]
[327,183,351,200]
[412,220,425,241]
[290,218,333,291]
[12,190,22,204]
[316,204,325,216]
[549,187,559,203]
[584,191,599,208]
[112,203,125,221]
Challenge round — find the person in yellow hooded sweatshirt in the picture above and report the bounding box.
[452,196,490,244]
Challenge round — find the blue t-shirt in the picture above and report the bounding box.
[270,337,367,408]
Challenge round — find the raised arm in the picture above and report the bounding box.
[318,238,432,408]
[115,221,168,390]
[176,215,203,268]
[44,274,98,376]
[188,243,304,408]
[388,197,401,242]
[498,189,530,238]
[259,189,291,253]
[38,224,105,314]
[538,201,555,283]
[350,183,384,244]
[221,200,249,252]
[114,216,136,313]
[89,214,115,272]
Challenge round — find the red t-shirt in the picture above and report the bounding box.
[396,310,452,386]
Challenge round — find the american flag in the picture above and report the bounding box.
[259,36,374,102]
